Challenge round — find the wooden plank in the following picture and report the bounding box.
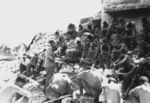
[42,94,72,103]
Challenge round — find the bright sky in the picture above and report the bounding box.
[0,0,101,47]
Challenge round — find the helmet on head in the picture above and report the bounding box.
[139,76,149,84]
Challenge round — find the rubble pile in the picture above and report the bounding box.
[26,33,54,56]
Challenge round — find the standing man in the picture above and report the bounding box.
[44,40,57,89]
[129,76,150,103]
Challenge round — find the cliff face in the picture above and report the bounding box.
[26,33,55,56]
[0,44,14,61]
[13,43,27,52]
[102,0,150,12]
[0,32,57,59]
[102,0,149,5]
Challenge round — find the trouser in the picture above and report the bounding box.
[19,63,27,74]
[35,59,44,75]
[45,66,55,88]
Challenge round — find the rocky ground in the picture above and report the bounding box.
[0,59,47,103]
[0,33,53,103]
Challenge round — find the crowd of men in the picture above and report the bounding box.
[7,16,150,103]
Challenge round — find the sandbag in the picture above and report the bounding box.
[45,73,72,100]
[15,97,31,103]
[50,73,72,94]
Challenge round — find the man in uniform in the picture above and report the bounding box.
[44,40,57,89]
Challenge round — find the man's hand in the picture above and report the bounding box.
[113,62,118,68]
[80,58,83,62]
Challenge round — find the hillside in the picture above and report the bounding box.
[26,33,55,56]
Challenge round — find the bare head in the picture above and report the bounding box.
[15,75,29,88]
[139,76,149,84]
[49,40,55,46]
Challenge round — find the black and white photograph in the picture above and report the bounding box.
[0,0,150,103]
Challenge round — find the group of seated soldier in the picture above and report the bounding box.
[48,17,150,69]
[17,17,150,103]
[19,16,150,84]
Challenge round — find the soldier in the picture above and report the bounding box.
[72,70,103,103]
[26,53,39,77]
[19,53,30,74]
[0,75,31,103]
[129,76,150,103]
[44,40,57,89]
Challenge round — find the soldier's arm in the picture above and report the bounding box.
[12,85,31,98]
[116,55,128,65]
